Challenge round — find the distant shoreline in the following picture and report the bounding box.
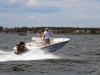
[0,26,100,34]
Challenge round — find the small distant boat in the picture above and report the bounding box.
[14,37,70,54]
[18,32,27,36]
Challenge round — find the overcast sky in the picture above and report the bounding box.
[0,0,100,27]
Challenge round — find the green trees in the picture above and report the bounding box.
[0,26,3,32]
[0,26,100,34]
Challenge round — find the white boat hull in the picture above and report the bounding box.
[40,40,68,52]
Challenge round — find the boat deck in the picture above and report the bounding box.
[25,38,70,49]
[26,39,57,48]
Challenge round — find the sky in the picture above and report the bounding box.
[0,0,100,27]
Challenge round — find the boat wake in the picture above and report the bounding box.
[0,48,60,62]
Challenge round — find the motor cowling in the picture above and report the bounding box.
[15,41,27,54]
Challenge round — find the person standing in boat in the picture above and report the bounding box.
[43,28,53,45]
[36,30,43,39]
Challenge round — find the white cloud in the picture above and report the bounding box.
[9,0,17,4]
[29,16,35,19]
[25,0,39,6]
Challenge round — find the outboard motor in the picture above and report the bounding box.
[15,41,27,54]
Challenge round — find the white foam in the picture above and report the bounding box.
[0,49,60,62]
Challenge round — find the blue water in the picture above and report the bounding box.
[0,33,33,51]
[0,33,100,75]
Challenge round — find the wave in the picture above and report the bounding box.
[0,48,60,62]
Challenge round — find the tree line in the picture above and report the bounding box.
[1,26,100,34]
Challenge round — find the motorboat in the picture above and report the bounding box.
[14,37,70,54]
[18,32,27,36]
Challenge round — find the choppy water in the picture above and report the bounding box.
[0,33,100,75]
